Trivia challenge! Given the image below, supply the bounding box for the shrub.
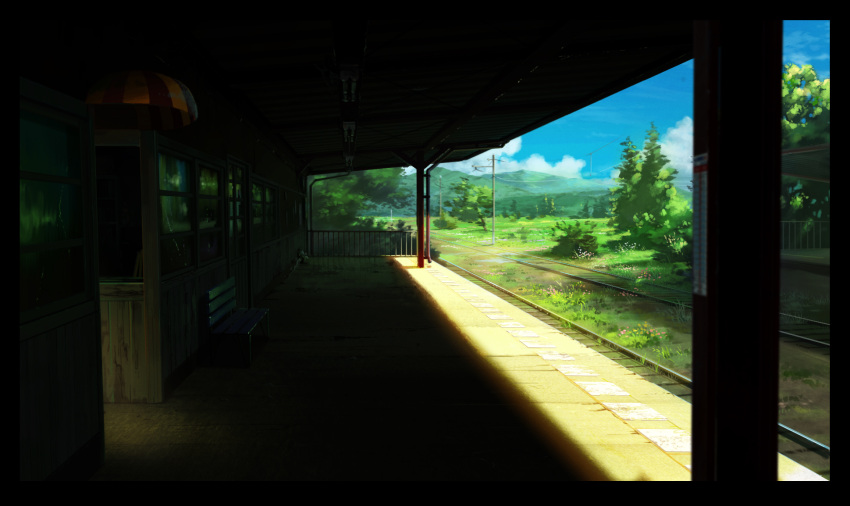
[433,211,458,230]
[618,322,668,348]
[550,220,599,258]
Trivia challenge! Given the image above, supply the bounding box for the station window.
[251,180,279,247]
[96,146,142,279]
[157,150,224,277]
[198,164,223,264]
[19,109,86,314]
[227,162,247,259]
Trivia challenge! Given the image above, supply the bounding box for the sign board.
[692,153,708,296]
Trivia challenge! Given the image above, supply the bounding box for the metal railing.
[309,230,417,257]
[780,221,830,249]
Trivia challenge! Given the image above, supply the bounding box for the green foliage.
[311,168,411,230]
[501,199,521,219]
[777,64,830,222]
[781,177,829,221]
[386,219,412,232]
[608,136,642,232]
[782,63,830,149]
[618,322,668,349]
[447,177,493,231]
[607,123,693,265]
[549,220,599,258]
[538,194,557,217]
[433,210,459,230]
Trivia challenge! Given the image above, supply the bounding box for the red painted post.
[416,165,424,267]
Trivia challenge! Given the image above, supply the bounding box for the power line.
[585,138,619,174]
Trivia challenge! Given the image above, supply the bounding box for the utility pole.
[585,139,618,175]
[473,155,497,245]
[439,175,442,218]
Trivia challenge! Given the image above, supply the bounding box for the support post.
[691,20,782,481]
[416,164,424,267]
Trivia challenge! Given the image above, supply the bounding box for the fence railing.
[780,221,829,249]
[309,230,417,257]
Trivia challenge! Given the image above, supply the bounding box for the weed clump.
[618,322,668,348]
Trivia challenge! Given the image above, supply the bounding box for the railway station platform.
[781,248,829,276]
[90,256,825,481]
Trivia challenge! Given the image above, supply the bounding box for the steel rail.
[431,234,689,306]
[435,257,693,388]
[432,233,830,348]
[435,256,831,460]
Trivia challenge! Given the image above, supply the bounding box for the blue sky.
[417,20,829,191]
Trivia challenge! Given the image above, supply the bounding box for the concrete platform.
[89,256,825,481]
[396,257,826,481]
[90,256,580,481]
[781,248,829,276]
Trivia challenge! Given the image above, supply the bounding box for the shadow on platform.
[90,256,581,481]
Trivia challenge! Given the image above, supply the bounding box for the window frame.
[19,96,96,324]
[156,141,226,281]
[226,158,249,261]
[249,173,280,250]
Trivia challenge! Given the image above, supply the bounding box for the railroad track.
[431,232,830,352]
[434,255,830,462]
[431,231,692,306]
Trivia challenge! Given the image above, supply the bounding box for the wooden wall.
[19,22,310,481]
[159,260,227,394]
[100,283,147,403]
[20,313,103,480]
[20,79,104,480]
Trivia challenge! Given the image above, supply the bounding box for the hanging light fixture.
[86,70,198,130]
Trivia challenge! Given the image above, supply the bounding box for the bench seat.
[204,277,269,367]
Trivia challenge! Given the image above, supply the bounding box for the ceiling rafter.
[420,24,577,155]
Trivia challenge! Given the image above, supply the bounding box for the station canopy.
[33,21,692,177]
[174,21,692,176]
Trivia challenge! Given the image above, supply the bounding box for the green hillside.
[366,166,691,217]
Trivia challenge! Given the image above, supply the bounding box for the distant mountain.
[373,166,690,216]
[401,166,615,198]
[493,169,616,194]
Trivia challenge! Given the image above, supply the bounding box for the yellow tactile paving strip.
[396,257,825,481]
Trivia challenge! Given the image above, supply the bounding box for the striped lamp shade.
[86,71,198,130]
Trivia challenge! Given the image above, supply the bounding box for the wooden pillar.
[691,20,782,481]
[139,131,163,402]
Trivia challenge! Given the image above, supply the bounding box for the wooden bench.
[204,277,269,367]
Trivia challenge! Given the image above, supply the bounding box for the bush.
[550,220,599,258]
[433,212,458,230]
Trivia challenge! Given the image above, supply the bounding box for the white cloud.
[659,116,693,184]
[428,136,588,180]
[402,137,524,176]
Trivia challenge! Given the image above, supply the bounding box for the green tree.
[608,136,642,231]
[538,194,557,217]
[779,63,830,226]
[447,177,493,231]
[311,167,411,230]
[782,63,830,149]
[608,123,693,264]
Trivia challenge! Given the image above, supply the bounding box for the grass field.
[383,215,697,376]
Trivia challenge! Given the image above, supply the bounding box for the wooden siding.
[159,261,227,386]
[229,256,250,308]
[99,283,147,403]
[20,78,104,480]
[251,240,282,304]
[20,313,102,480]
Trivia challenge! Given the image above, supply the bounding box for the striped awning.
[86,71,198,130]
